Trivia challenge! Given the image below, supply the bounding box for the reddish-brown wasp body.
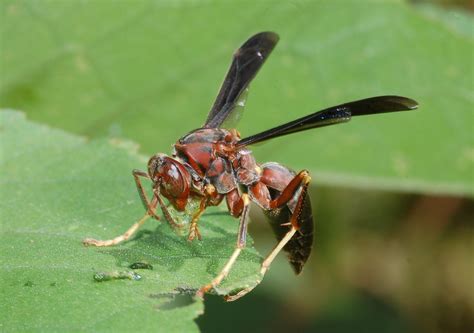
[84,32,418,300]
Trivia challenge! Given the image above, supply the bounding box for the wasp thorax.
[147,154,191,211]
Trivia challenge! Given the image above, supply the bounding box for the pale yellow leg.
[196,194,250,297]
[225,227,297,302]
[83,213,152,247]
[187,197,207,241]
[196,248,243,298]
[260,227,297,275]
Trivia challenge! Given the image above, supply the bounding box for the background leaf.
[1,0,472,196]
[0,110,262,332]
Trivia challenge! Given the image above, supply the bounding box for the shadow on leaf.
[98,213,262,276]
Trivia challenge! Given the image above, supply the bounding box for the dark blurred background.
[1,0,472,332]
[198,189,473,333]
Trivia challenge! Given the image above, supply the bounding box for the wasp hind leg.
[83,170,159,247]
[225,170,311,301]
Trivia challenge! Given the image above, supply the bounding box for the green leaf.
[0,110,262,332]
[1,1,473,196]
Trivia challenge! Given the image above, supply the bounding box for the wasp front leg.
[153,188,185,231]
[133,169,162,220]
[196,193,250,298]
[83,170,159,247]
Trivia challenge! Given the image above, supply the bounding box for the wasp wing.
[204,32,279,129]
[237,95,418,147]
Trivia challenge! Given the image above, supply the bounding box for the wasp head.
[147,154,191,211]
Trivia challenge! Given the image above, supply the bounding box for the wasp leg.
[188,197,207,241]
[133,169,160,220]
[226,171,311,301]
[83,195,158,247]
[134,169,182,230]
[196,194,250,298]
[268,170,311,212]
[83,170,162,247]
[153,189,184,231]
[225,226,297,302]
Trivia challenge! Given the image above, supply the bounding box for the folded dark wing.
[237,95,418,147]
[204,32,279,129]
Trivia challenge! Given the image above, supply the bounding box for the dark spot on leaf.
[149,286,197,299]
[150,287,197,311]
[1,81,39,110]
[24,281,34,287]
[205,257,220,275]
[132,229,153,241]
[174,286,198,294]
[129,262,153,270]
[157,294,195,311]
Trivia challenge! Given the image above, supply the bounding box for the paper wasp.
[84,32,418,300]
